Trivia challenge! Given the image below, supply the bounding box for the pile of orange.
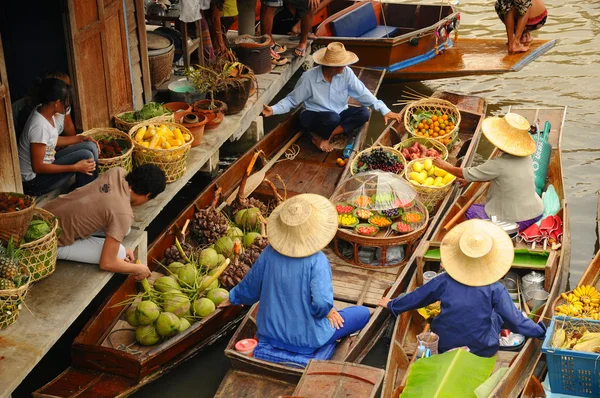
[414,114,455,143]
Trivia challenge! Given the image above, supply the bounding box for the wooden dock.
[0,36,309,397]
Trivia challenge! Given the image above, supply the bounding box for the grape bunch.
[356,148,404,174]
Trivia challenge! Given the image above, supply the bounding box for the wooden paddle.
[442,182,490,232]
[223,131,302,207]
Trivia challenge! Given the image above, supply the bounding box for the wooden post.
[237,0,256,36]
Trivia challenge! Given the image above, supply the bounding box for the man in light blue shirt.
[263,42,401,152]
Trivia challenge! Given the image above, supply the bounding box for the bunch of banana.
[134,124,192,149]
[555,285,600,320]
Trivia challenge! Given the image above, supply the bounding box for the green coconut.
[215,236,234,257]
[178,317,191,332]
[235,207,261,232]
[167,261,185,275]
[198,275,219,291]
[206,288,229,306]
[217,254,226,266]
[199,248,219,269]
[125,304,139,327]
[177,263,198,287]
[243,232,262,248]
[227,227,244,239]
[154,275,181,292]
[193,297,216,318]
[136,300,160,325]
[234,209,247,227]
[135,324,161,346]
[163,291,191,317]
[156,312,181,337]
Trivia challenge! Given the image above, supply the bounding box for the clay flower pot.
[211,76,253,115]
[163,101,192,114]
[174,111,208,147]
[193,99,227,131]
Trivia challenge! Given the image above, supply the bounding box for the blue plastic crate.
[542,316,600,397]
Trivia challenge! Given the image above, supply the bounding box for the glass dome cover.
[331,171,419,211]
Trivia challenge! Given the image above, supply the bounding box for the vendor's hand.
[218,299,232,308]
[383,111,402,125]
[125,248,135,263]
[309,0,320,10]
[327,308,344,330]
[433,157,450,169]
[378,297,391,309]
[74,159,96,175]
[455,177,468,188]
[133,263,151,281]
[262,104,273,117]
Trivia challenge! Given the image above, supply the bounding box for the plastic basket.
[542,316,600,397]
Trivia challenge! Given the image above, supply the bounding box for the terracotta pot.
[211,75,253,115]
[163,101,192,114]
[192,100,227,130]
[174,111,208,147]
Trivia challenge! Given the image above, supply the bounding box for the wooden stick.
[443,182,490,232]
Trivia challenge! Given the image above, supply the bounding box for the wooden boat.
[214,93,486,397]
[32,67,383,398]
[381,107,570,398]
[314,0,557,81]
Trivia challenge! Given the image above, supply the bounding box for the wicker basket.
[394,137,449,161]
[114,112,174,133]
[350,146,407,176]
[128,121,193,183]
[0,267,30,330]
[404,157,454,212]
[403,98,461,146]
[0,193,36,246]
[20,208,58,283]
[82,128,134,173]
[149,46,174,88]
[235,35,272,75]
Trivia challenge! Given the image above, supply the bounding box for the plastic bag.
[536,184,560,225]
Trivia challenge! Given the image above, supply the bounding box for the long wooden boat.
[381,107,570,398]
[314,0,557,81]
[214,93,486,397]
[32,67,384,398]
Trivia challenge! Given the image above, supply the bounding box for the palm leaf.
[401,349,496,398]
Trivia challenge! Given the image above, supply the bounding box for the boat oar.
[222,132,302,209]
[443,182,490,232]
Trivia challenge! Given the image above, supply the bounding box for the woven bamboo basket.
[114,112,174,132]
[0,193,36,246]
[128,121,193,183]
[149,46,174,88]
[0,267,30,330]
[404,157,454,212]
[350,146,407,176]
[394,137,449,161]
[403,98,461,146]
[82,128,134,173]
[20,208,58,283]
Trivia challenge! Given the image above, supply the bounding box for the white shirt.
[18,107,59,182]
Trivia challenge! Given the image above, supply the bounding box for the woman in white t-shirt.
[18,78,99,196]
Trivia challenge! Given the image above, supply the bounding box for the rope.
[107,328,144,355]
[377,0,391,39]
[276,144,301,163]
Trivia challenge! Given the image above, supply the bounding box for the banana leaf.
[401,349,496,398]
[425,248,548,269]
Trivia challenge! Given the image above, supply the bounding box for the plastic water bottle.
[416,344,427,359]
[343,136,356,159]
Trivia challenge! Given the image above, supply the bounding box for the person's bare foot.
[509,41,529,53]
[521,31,533,45]
[311,134,333,152]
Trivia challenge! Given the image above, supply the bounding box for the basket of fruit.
[395,137,448,161]
[355,224,379,237]
[354,208,375,221]
[351,146,406,176]
[114,102,173,132]
[338,213,359,228]
[368,215,392,228]
[19,208,59,282]
[404,98,460,148]
[335,202,355,215]
[405,158,456,212]
[0,192,36,246]
[82,128,134,173]
[129,121,194,183]
[0,238,31,329]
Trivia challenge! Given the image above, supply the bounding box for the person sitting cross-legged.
[262,42,401,152]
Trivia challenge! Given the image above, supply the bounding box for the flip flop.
[272,56,289,66]
[294,46,307,58]
[272,42,287,54]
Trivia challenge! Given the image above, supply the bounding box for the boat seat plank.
[33,367,136,398]
[214,369,295,398]
[392,38,557,81]
[305,166,343,197]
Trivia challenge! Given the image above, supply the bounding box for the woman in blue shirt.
[221,194,370,354]
[379,219,546,357]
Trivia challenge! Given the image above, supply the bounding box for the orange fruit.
[442,115,449,121]
[418,123,424,129]
[432,115,438,122]
[433,133,438,137]
[439,123,446,129]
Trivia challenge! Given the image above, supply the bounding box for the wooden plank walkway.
[0,35,310,397]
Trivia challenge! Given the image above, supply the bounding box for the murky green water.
[136,0,600,396]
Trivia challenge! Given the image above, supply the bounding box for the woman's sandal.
[272,57,289,66]
[294,46,307,58]
[272,42,287,54]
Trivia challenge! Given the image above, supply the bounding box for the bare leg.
[295,11,314,55]
[512,7,532,52]
[504,7,516,51]
[291,0,333,35]
[261,5,276,38]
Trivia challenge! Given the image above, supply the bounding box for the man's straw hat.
[482,113,536,157]
[440,219,514,287]
[312,42,359,67]
[267,194,338,258]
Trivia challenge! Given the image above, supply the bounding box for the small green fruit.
[136,301,160,325]
[156,312,181,337]
[125,304,139,327]
[154,275,181,292]
[193,297,216,318]
[135,324,161,346]
[177,263,198,287]
[207,288,229,306]
[178,317,191,332]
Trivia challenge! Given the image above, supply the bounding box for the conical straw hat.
[312,42,359,67]
[267,194,338,258]
[440,219,514,287]
[482,113,536,157]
